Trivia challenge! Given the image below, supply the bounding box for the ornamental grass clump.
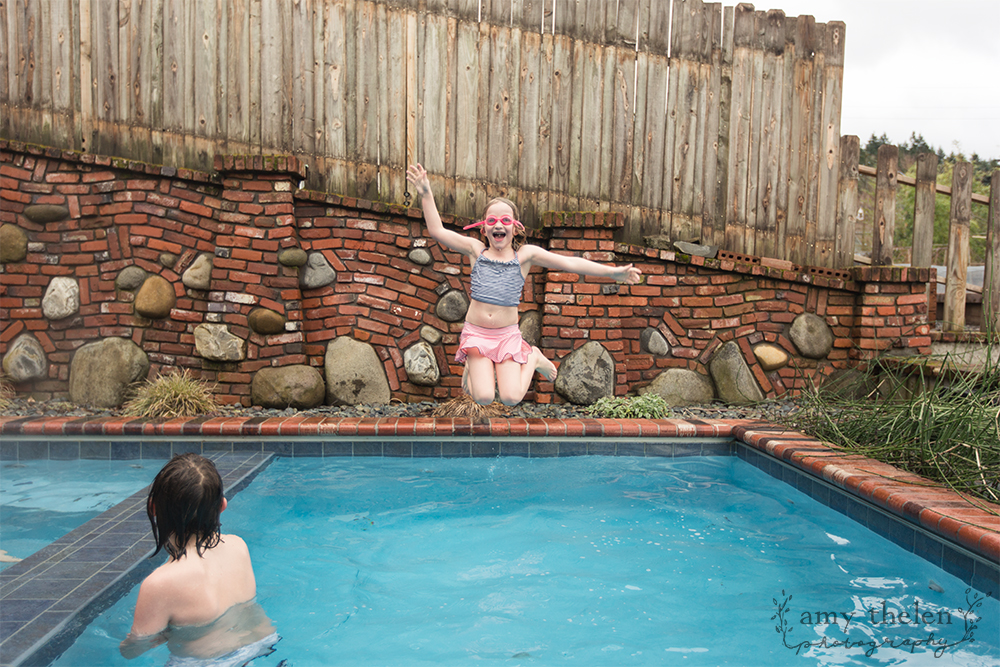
[123,369,219,419]
[789,352,1000,507]
[585,393,671,420]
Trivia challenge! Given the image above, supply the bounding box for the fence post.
[835,135,859,268]
[943,161,972,332]
[871,144,898,266]
[912,153,938,266]
[913,152,939,324]
[986,170,1000,337]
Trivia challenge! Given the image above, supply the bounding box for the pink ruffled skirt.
[455,322,531,364]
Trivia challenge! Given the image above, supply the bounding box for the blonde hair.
[481,197,526,250]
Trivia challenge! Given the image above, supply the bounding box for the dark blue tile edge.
[735,443,999,598]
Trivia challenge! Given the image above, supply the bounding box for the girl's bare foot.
[532,346,558,381]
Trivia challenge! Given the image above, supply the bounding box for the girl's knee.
[471,388,495,405]
[497,390,523,406]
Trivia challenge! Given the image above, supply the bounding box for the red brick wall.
[1,142,933,405]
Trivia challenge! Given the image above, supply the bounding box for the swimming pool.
[51,456,999,666]
[0,459,165,572]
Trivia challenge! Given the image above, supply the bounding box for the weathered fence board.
[911,151,939,324]
[724,3,753,254]
[533,31,554,216]
[50,0,76,149]
[670,4,700,243]
[752,9,783,259]
[741,9,763,256]
[453,19,479,209]
[548,33,572,205]
[872,144,898,266]
[834,135,858,267]
[598,46,616,204]
[518,29,542,216]
[628,50,649,230]
[944,161,973,331]
[638,51,669,238]
[703,3,731,250]
[610,47,636,205]
[292,0,316,156]
[385,8,410,202]
[987,172,1000,335]
[579,42,604,201]
[699,3,722,243]
[321,0,348,189]
[912,152,939,267]
[4,0,855,268]
[815,21,845,268]
[566,38,585,203]
[0,1,9,119]
[9,0,40,146]
[486,23,514,185]
[247,0,262,151]
[355,0,379,199]
[646,0,672,55]
[783,15,809,265]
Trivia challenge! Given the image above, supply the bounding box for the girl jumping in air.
[406,163,642,407]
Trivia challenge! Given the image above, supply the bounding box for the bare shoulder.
[516,243,545,263]
[139,563,174,595]
[133,561,182,626]
[219,534,250,554]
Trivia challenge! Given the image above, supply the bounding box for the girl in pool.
[120,453,277,665]
[406,163,642,407]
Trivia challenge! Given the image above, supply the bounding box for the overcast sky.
[760,0,1000,160]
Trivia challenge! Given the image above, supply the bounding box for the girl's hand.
[616,264,642,284]
[406,164,433,198]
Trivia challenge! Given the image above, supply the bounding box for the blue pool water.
[0,459,165,571]
[53,456,998,666]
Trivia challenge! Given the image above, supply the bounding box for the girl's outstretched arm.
[519,245,642,284]
[406,164,482,258]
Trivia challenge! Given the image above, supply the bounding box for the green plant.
[786,351,1000,507]
[123,369,219,419]
[585,393,671,420]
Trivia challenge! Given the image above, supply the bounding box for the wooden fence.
[1,0,850,265]
[843,145,1000,335]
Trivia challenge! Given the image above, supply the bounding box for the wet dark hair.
[482,197,526,250]
[147,453,224,560]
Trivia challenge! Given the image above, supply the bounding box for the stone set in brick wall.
[1,141,933,406]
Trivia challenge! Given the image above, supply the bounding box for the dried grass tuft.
[431,394,510,422]
[0,372,14,413]
[123,369,219,419]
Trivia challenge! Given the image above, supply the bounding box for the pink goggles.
[463,215,524,231]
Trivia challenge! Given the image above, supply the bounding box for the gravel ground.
[0,395,802,423]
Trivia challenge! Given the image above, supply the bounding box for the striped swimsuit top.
[469,250,525,307]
